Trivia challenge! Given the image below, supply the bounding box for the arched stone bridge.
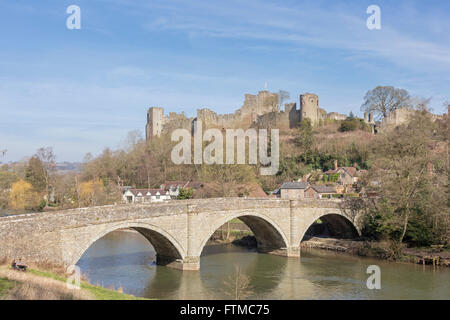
[0,198,362,271]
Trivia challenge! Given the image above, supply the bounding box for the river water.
[76,230,450,300]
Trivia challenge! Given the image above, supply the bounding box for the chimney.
[364,112,368,122]
[368,113,373,123]
[334,160,338,170]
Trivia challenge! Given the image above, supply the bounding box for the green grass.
[0,277,16,297]
[27,269,147,300]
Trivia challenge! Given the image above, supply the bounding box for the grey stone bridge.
[0,198,362,271]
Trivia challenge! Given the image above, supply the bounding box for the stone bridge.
[0,198,363,271]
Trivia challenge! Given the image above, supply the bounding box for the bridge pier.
[160,256,200,271]
[258,246,301,258]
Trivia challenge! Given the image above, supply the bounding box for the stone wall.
[145,90,353,142]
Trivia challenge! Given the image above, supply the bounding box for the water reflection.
[77,230,450,300]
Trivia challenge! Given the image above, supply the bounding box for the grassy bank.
[0,265,146,300]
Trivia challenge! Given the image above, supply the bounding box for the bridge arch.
[300,212,360,242]
[196,212,290,257]
[68,221,186,268]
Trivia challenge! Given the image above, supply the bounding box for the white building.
[122,188,171,204]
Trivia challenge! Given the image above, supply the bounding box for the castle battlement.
[146,91,346,141]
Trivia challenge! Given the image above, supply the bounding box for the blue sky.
[0,0,449,162]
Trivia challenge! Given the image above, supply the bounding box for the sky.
[0,0,449,162]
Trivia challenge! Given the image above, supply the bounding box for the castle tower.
[300,93,320,125]
[146,107,164,141]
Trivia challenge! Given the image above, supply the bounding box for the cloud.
[139,0,450,73]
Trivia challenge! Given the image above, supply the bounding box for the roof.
[126,189,169,196]
[325,167,357,177]
[280,182,309,189]
[356,169,368,177]
[308,185,336,194]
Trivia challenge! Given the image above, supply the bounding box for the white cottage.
[122,188,171,204]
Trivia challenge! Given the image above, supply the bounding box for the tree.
[361,86,411,120]
[25,156,47,193]
[296,118,313,153]
[365,109,448,245]
[221,265,254,300]
[35,147,56,203]
[177,187,194,200]
[123,130,143,152]
[200,164,256,197]
[0,167,19,209]
[278,90,290,109]
[339,116,368,132]
[79,179,106,207]
[9,179,41,210]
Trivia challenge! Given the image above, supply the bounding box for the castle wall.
[145,91,358,142]
[300,93,321,125]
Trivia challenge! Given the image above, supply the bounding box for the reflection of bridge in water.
[0,198,362,271]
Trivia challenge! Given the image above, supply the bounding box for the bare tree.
[221,265,254,300]
[361,86,411,121]
[123,130,143,152]
[278,90,290,109]
[367,110,447,243]
[35,147,56,204]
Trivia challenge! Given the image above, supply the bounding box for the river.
[76,230,450,300]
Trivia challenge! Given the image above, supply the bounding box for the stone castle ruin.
[145,90,447,141]
[146,91,347,141]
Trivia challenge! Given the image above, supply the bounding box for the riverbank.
[301,236,450,267]
[0,264,146,300]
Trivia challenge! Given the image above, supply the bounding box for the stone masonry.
[146,91,347,141]
[0,198,362,271]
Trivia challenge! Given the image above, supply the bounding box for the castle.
[145,90,447,141]
[146,91,347,141]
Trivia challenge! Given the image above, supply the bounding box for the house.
[325,160,367,191]
[160,181,204,199]
[270,188,280,198]
[305,185,337,199]
[122,188,171,203]
[279,182,309,200]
